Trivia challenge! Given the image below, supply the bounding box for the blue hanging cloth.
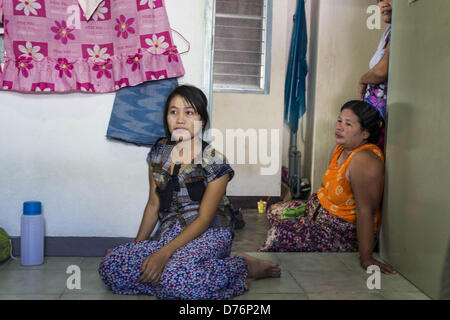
[106,78,178,147]
[284,0,308,134]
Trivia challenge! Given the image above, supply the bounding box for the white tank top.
[369,25,392,69]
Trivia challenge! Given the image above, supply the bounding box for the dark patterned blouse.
[147,137,235,240]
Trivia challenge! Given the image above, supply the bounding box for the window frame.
[212,0,273,95]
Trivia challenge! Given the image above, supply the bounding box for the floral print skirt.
[259,194,359,252]
[365,83,387,151]
[99,222,248,300]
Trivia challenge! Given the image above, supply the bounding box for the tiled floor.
[0,210,431,300]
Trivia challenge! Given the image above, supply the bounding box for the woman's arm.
[349,150,396,274]
[135,165,160,242]
[358,41,391,100]
[138,173,230,284]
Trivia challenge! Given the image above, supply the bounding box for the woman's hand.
[138,250,171,284]
[360,256,397,275]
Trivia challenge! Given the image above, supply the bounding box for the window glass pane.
[213,0,269,92]
[216,0,264,16]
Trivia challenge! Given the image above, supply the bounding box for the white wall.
[380,0,450,299]
[212,0,296,197]
[0,0,207,238]
[305,0,387,192]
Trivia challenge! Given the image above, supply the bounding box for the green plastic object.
[0,227,11,263]
[281,203,307,219]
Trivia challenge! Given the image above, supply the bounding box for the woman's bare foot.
[236,253,281,279]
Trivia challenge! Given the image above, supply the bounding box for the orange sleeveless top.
[317,144,384,231]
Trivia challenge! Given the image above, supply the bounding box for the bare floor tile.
[336,252,391,273]
[0,269,67,295]
[0,294,61,300]
[335,253,364,272]
[246,270,304,294]
[79,257,103,270]
[376,273,424,293]
[379,291,431,300]
[0,260,10,271]
[3,257,84,271]
[62,269,111,295]
[232,210,269,252]
[61,293,157,300]
[234,292,308,300]
[277,253,350,272]
[290,270,370,294]
[307,292,385,300]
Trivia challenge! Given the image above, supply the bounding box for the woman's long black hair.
[340,100,384,144]
[163,85,209,138]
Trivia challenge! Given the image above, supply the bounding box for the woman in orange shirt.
[260,100,396,274]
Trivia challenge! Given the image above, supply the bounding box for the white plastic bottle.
[21,201,44,266]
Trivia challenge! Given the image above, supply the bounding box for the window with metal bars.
[213,0,272,93]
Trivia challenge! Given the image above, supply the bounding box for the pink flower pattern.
[115,15,135,39]
[93,59,113,79]
[163,46,179,63]
[14,0,46,17]
[55,58,74,78]
[2,1,185,92]
[31,82,55,92]
[4,20,9,36]
[15,57,34,78]
[126,53,143,72]
[76,82,95,92]
[2,81,14,90]
[51,20,75,45]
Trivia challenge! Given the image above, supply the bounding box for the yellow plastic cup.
[257,201,267,214]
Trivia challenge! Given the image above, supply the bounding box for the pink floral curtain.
[0,0,185,93]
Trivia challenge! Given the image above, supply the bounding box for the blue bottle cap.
[23,201,42,215]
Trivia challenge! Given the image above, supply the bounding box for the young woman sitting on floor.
[99,85,280,300]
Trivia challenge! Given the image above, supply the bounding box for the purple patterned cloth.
[259,194,359,252]
[98,138,245,300]
[0,0,184,92]
[98,222,248,300]
[364,83,388,120]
